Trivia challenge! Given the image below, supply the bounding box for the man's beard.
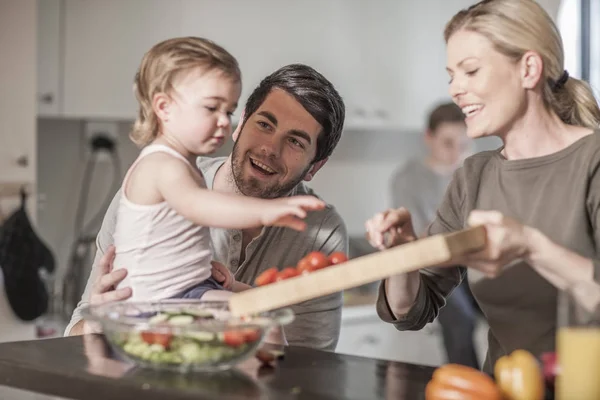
[230,141,310,199]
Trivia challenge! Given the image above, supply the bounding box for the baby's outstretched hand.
[211,261,234,290]
[261,196,326,231]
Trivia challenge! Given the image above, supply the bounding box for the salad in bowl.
[81,300,293,372]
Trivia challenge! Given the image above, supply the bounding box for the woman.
[366,0,600,373]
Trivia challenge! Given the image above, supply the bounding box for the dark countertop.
[0,335,435,400]
[0,384,76,400]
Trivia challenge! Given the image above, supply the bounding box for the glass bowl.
[81,300,294,372]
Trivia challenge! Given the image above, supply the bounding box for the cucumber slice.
[178,342,208,363]
[149,343,166,353]
[184,309,214,319]
[185,331,215,342]
[168,315,195,325]
[149,313,170,324]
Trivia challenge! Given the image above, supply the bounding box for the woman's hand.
[365,208,418,250]
[364,207,534,278]
[461,210,533,278]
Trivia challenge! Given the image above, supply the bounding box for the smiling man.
[66,64,349,351]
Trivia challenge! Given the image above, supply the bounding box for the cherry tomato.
[276,267,300,281]
[297,258,318,275]
[297,257,311,270]
[223,331,246,347]
[328,252,348,265]
[306,251,330,270]
[241,328,261,343]
[255,267,278,286]
[140,331,155,345]
[256,349,285,364]
[140,332,172,348]
[152,333,173,348]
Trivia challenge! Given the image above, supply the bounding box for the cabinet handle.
[362,335,380,345]
[354,108,367,117]
[375,109,389,119]
[16,155,28,167]
[39,93,54,104]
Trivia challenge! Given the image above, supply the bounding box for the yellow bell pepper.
[494,349,545,400]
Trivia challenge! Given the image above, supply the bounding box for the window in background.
[557,0,582,79]
[590,0,600,98]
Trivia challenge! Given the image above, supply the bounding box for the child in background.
[113,38,324,344]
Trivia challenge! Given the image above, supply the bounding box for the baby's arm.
[155,157,323,230]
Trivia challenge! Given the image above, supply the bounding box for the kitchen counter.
[0,335,435,400]
[0,384,75,400]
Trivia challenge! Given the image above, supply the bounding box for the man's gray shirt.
[66,156,348,351]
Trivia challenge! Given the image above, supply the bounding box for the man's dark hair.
[243,64,345,162]
[427,102,465,133]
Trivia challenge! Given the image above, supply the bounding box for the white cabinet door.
[361,0,476,132]
[0,0,37,209]
[336,306,446,367]
[538,0,563,19]
[322,0,372,129]
[44,0,485,128]
[61,0,183,119]
[37,0,62,117]
[180,0,348,117]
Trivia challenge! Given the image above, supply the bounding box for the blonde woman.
[365,0,600,372]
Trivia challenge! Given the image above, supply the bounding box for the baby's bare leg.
[201,289,232,302]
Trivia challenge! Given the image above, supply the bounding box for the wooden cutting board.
[228,226,487,317]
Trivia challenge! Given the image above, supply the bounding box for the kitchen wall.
[36,118,500,281]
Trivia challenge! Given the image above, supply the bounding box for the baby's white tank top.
[114,144,212,301]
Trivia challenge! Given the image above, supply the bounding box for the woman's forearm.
[526,228,595,290]
[384,270,422,319]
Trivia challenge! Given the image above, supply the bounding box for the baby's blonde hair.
[445,0,600,129]
[131,36,241,147]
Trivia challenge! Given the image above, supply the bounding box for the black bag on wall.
[0,190,55,321]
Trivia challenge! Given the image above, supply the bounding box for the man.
[389,102,479,367]
[66,64,348,351]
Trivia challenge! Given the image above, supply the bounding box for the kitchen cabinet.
[357,0,562,131]
[38,0,533,130]
[179,0,446,131]
[337,304,490,368]
[540,0,563,19]
[61,0,182,119]
[37,0,182,119]
[336,305,446,366]
[179,0,348,122]
[351,0,477,131]
[37,0,62,116]
[1,0,37,202]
